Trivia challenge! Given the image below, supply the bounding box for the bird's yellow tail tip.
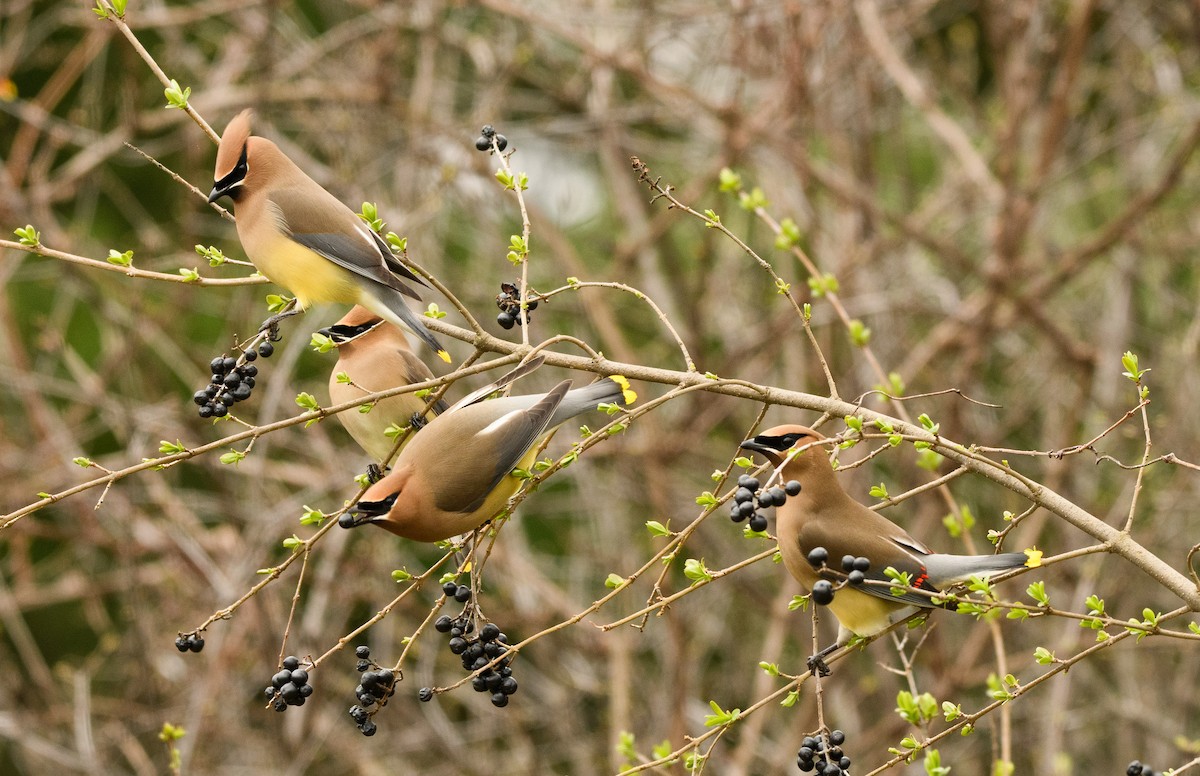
[437,350,451,363]
[1023,547,1043,568]
[611,375,637,405]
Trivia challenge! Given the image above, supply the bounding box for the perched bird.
[321,306,449,465]
[342,359,637,542]
[207,110,450,362]
[740,424,1035,671]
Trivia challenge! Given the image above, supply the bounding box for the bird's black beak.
[206,185,226,204]
[739,437,776,455]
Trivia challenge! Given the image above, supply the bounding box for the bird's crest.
[215,109,254,178]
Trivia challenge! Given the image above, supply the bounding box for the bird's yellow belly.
[244,231,362,308]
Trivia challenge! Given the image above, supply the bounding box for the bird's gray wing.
[797,516,944,609]
[434,380,570,514]
[268,187,426,299]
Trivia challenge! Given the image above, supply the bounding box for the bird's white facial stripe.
[480,410,521,436]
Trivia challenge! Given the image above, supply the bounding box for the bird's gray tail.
[366,287,450,363]
[924,552,1029,586]
[550,376,636,426]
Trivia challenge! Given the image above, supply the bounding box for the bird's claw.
[806,654,832,677]
[366,463,387,484]
[410,412,429,431]
[257,308,301,341]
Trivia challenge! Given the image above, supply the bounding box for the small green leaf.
[702,699,740,727]
[164,79,191,109]
[942,701,962,721]
[702,208,721,227]
[780,689,800,708]
[1027,580,1049,606]
[93,1,109,18]
[14,225,40,247]
[295,392,320,411]
[1033,646,1055,664]
[158,440,187,455]
[195,244,228,265]
[391,568,413,582]
[788,594,810,611]
[695,491,718,507]
[917,413,940,434]
[357,202,383,232]
[265,294,293,313]
[774,217,802,250]
[311,332,336,353]
[220,449,246,465]
[73,456,94,468]
[645,520,671,537]
[177,267,200,282]
[683,558,713,584]
[1121,351,1148,382]
[604,573,626,590]
[424,303,447,319]
[385,232,407,252]
[282,535,304,550]
[717,168,741,193]
[738,187,768,211]
[616,731,636,761]
[107,249,133,267]
[807,272,839,297]
[925,749,951,776]
[758,661,779,676]
[848,318,871,347]
[299,506,326,526]
[869,482,890,500]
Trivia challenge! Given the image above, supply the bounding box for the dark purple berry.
[811,580,835,606]
[841,555,856,572]
[847,570,865,585]
[442,581,458,597]
[355,645,371,659]
[257,341,274,358]
[494,134,508,151]
[734,487,754,504]
[491,691,509,707]
[748,513,768,532]
[175,636,189,652]
[243,349,257,362]
[193,390,209,406]
[852,557,870,572]
[497,311,515,330]
[290,669,309,686]
[499,676,517,695]
[785,479,802,496]
[187,636,204,653]
[282,656,300,671]
[737,475,760,491]
[475,136,491,151]
[299,683,314,697]
[210,357,225,374]
[829,730,845,746]
[480,623,500,642]
[434,615,453,633]
[454,584,472,603]
[360,720,377,736]
[272,670,291,688]
[807,547,829,567]
[418,687,433,702]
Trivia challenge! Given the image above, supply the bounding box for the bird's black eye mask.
[319,320,383,344]
[749,432,810,452]
[352,492,398,518]
[210,144,249,202]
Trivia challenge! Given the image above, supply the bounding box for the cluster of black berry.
[264,655,313,712]
[192,342,272,418]
[1127,761,1160,776]
[797,730,850,774]
[473,124,508,152]
[805,548,872,606]
[426,614,517,708]
[347,645,394,736]
[729,474,802,532]
[173,633,204,653]
[495,281,539,330]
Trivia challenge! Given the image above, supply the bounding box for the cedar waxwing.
[321,306,449,465]
[341,360,637,542]
[740,424,1035,671]
[207,110,450,362]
